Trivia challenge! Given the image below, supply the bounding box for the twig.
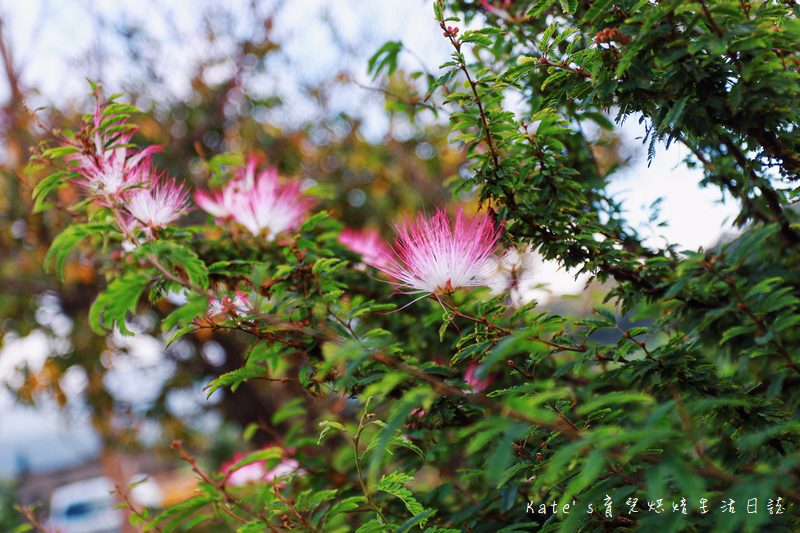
[346,75,446,114]
[703,257,800,377]
[115,482,163,533]
[352,399,388,524]
[16,506,49,533]
[170,440,282,531]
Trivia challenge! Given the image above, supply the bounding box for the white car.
[46,477,123,533]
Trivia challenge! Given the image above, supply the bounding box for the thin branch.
[171,440,283,531]
[346,75,446,114]
[17,506,49,533]
[703,256,800,377]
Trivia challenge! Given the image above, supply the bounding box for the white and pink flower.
[67,105,161,200]
[208,292,251,318]
[195,158,315,240]
[124,171,191,236]
[221,447,302,487]
[375,208,505,296]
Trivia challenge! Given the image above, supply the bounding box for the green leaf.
[587,408,612,422]
[205,367,267,396]
[207,259,255,276]
[540,22,559,50]
[576,392,654,416]
[162,293,208,332]
[181,513,214,530]
[164,325,194,348]
[45,223,113,280]
[541,70,574,90]
[318,420,347,444]
[367,388,432,483]
[145,495,213,532]
[243,422,259,441]
[497,523,540,532]
[206,152,244,182]
[626,327,648,337]
[461,31,493,47]
[356,519,392,533]
[584,0,615,22]
[271,397,306,425]
[135,241,209,290]
[662,95,689,130]
[592,308,616,324]
[719,325,757,345]
[89,273,151,335]
[312,257,341,275]
[390,436,425,458]
[228,446,283,473]
[327,495,366,519]
[426,68,458,101]
[303,489,338,512]
[32,171,65,213]
[496,461,533,489]
[395,510,434,533]
[528,0,557,18]
[42,146,79,159]
[368,41,403,79]
[485,422,529,485]
[376,471,426,523]
[504,61,539,81]
[559,0,578,13]
[237,521,271,533]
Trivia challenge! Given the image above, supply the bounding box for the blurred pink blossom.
[338,227,393,268]
[221,448,301,487]
[194,158,258,219]
[463,362,494,393]
[195,158,315,239]
[481,0,513,18]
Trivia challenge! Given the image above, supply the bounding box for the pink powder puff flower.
[195,158,315,240]
[67,104,161,200]
[410,407,426,418]
[230,167,315,239]
[194,158,257,219]
[338,228,393,269]
[207,292,251,318]
[463,362,494,394]
[124,172,191,236]
[221,448,302,487]
[232,292,250,311]
[376,208,505,297]
[208,298,227,317]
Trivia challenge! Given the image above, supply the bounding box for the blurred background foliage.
[0,2,474,442]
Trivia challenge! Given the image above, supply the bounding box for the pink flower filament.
[377,208,505,296]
